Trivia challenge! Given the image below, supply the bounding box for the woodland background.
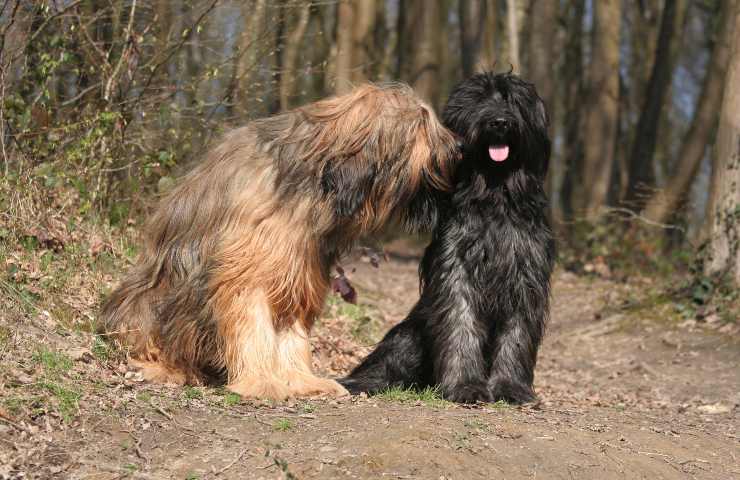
[1,3,739,476]
[1,0,739,300]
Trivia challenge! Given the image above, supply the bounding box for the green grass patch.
[223,392,241,407]
[182,386,203,400]
[374,385,451,408]
[37,380,82,422]
[487,399,511,409]
[135,391,153,403]
[91,336,111,361]
[273,418,294,432]
[33,348,73,373]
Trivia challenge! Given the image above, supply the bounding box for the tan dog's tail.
[98,260,160,359]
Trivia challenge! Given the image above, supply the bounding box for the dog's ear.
[320,160,377,218]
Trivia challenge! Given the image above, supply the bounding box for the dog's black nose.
[455,138,465,152]
[492,118,510,131]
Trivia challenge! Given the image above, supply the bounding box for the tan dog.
[100,83,459,399]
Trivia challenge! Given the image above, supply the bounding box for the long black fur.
[340,72,555,404]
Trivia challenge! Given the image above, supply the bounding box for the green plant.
[374,386,451,408]
[136,391,153,403]
[273,419,294,432]
[183,386,203,400]
[33,348,73,373]
[223,392,241,407]
[91,336,111,362]
[37,380,81,422]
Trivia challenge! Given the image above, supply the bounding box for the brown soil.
[1,241,738,480]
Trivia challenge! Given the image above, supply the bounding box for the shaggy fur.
[99,84,460,400]
[341,73,555,404]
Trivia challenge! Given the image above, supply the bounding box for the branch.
[104,0,137,102]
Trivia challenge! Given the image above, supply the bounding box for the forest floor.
[1,233,739,480]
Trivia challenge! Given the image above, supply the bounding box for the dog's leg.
[487,310,544,404]
[340,316,427,394]
[428,268,492,403]
[275,322,348,397]
[221,288,291,399]
[221,289,346,399]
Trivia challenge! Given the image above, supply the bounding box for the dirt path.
[2,242,739,479]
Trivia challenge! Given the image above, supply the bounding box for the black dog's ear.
[321,160,377,218]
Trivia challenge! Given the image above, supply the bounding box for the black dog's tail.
[340,316,429,394]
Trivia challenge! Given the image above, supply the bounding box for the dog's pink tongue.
[489,145,509,162]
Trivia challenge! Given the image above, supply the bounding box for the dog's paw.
[444,383,493,404]
[337,377,365,395]
[488,380,537,405]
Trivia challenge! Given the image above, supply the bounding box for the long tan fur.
[100,83,459,399]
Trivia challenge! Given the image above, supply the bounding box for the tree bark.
[526,0,558,218]
[558,0,585,222]
[459,0,485,77]
[280,3,312,109]
[235,0,268,118]
[705,0,740,284]
[506,0,521,72]
[624,0,682,210]
[642,0,735,224]
[334,0,355,94]
[406,0,443,108]
[350,0,377,83]
[574,0,621,220]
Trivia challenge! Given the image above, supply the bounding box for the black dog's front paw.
[337,377,368,395]
[488,379,537,405]
[444,383,493,404]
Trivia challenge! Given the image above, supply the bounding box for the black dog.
[340,72,555,404]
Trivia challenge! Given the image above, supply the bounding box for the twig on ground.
[215,448,251,476]
[124,430,148,462]
[154,405,173,421]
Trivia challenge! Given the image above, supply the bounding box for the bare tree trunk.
[235,0,268,118]
[268,3,286,114]
[506,0,521,72]
[351,0,377,83]
[478,0,497,71]
[406,0,443,108]
[642,0,734,224]
[560,0,586,221]
[526,0,558,218]
[574,0,621,220]
[705,0,740,284]
[280,3,312,109]
[624,0,682,210]
[334,0,354,93]
[459,0,485,77]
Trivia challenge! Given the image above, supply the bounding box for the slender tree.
[459,0,485,77]
[704,0,740,284]
[403,0,444,108]
[506,0,521,72]
[526,0,558,218]
[280,3,312,109]
[642,0,735,224]
[235,0,268,118]
[624,0,683,210]
[334,0,355,93]
[559,0,586,221]
[574,0,621,219]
